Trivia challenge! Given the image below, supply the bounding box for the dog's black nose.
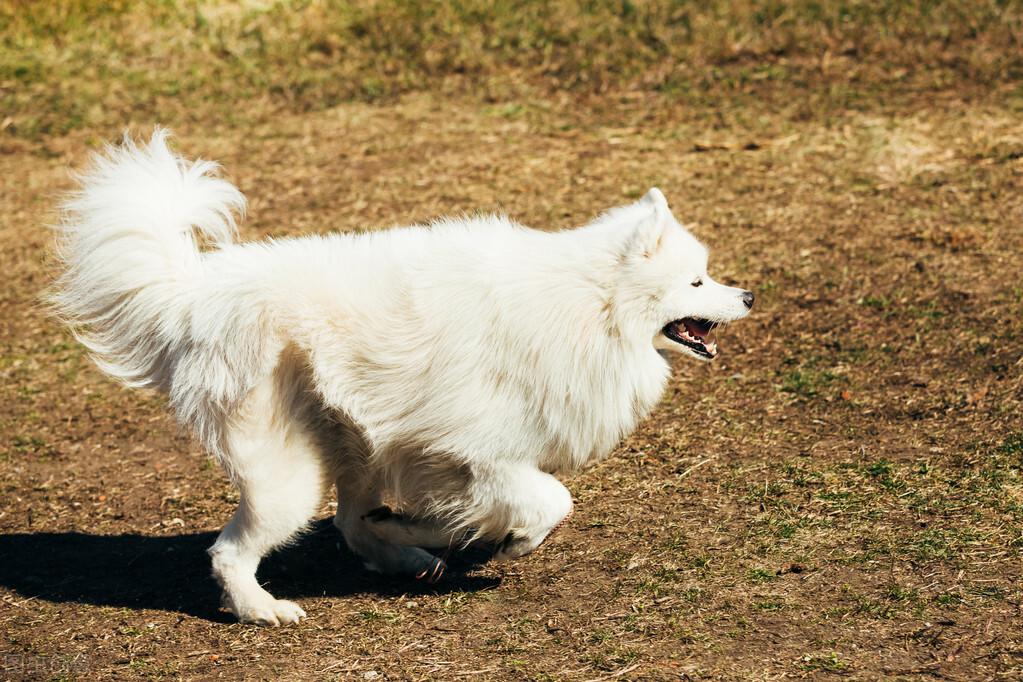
[741,291,755,309]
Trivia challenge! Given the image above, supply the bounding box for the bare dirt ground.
[2,2,1023,680]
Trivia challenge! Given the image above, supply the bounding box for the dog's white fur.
[51,131,752,625]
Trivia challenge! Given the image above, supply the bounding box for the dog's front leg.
[467,463,574,561]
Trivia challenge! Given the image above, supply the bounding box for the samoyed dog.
[51,131,753,625]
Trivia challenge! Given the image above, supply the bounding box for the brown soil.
[2,40,1022,682]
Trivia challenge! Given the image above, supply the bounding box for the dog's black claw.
[415,557,446,584]
[499,531,516,553]
[429,558,445,583]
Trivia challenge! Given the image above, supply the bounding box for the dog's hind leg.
[360,505,462,549]
[207,363,328,625]
[333,478,449,583]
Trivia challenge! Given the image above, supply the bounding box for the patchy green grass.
[801,651,850,673]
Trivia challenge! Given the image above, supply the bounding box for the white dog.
[51,131,753,625]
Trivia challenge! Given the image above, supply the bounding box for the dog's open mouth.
[662,318,719,358]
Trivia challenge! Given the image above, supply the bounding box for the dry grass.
[1,1,1022,680]
[3,0,1023,140]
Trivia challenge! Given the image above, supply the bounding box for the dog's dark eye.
[691,278,703,287]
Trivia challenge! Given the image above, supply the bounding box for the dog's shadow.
[0,520,501,622]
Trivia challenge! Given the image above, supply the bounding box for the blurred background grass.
[3,0,1022,141]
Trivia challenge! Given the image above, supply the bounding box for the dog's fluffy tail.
[51,130,259,452]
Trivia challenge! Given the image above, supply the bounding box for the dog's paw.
[493,532,534,561]
[414,555,446,584]
[234,597,307,626]
[494,508,574,561]
[361,546,447,583]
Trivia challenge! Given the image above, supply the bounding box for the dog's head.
[611,188,753,361]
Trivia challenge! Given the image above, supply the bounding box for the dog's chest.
[539,352,669,473]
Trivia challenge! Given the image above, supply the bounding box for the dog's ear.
[641,187,669,211]
[625,188,669,258]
